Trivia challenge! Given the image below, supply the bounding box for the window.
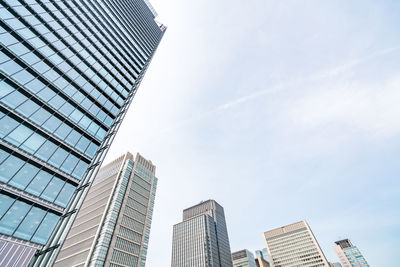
[0,194,14,218]
[20,132,46,154]
[54,182,75,207]
[42,115,62,132]
[72,160,88,179]
[1,90,27,108]
[60,153,79,173]
[76,136,90,153]
[0,80,14,98]
[17,99,40,118]
[0,154,25,183]
[8,163,40,190]
[35,140,57,161]
[0,115,19,138]
[48,146,68,168]
[30,108,51,126]
[54,123,72,140]
[13,206,46,240]
[0,200,31,235]
[31,212,59,244]
[65,130,80,146]
[5,124,34,147]
[41,177,64,202]
[25,170,53,196]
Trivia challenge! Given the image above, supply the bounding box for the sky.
[105,1,400,266]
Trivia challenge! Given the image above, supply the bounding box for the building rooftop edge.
[263,220,307,234]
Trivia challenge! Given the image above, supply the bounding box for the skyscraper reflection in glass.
[0,0,165,266]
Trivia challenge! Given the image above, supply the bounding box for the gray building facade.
[0,0,164,266]
[171,200,234,267]
[232,249,256,267]
[54,152,157,267]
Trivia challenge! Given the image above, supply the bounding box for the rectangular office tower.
[171,200,234,267]
[232,249,256,267]
[54,152,157,267]
[263,221,329,267]
[0,1,165,266]
[334,239,369,267]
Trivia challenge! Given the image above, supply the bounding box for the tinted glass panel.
[25,170,53,196]
[8,163,40,190]
[0,154,25,183]
[54,182,75,207]
[41,177,64,202]
[14,206,46,240]
[31,212,59,244]
[0,193,14,218]
[0,200,31,235]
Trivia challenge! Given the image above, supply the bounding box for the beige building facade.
[263,220,329,267]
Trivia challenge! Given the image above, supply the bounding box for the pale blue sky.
[106,1,400,266]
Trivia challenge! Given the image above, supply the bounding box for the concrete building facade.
[263,221,329,267]
[54,152,157,267]
[171,200,234,267]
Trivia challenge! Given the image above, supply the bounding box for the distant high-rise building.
[232,249,256,267]
[329,262,342,267]
[171,200,233,267]
[255,257,270,267]
[54,152,157,267]
[0,0,164,266]
[334,239,369,267]
[255,248,268,261]
[263,220,329,267]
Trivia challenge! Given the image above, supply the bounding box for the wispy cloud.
[159,45,400,135]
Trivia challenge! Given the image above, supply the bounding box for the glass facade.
[172,200,234,267]
[0,0,164,266]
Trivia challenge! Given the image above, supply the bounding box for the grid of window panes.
[109,161,156,267]
[0,0,164,251]
[181,200,233,267]
[266,228,326,267]
[89,159,133,267]
[343,247,369,267]
[171,215,212,267]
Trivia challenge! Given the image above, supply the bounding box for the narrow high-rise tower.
[334,239,369,267]
[171,200,234,267]
[0,1,165,266]
[263,221,329,267]
[54,152,157,267]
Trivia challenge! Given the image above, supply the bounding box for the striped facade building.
[171,200,234,267]
[264,221,329,267]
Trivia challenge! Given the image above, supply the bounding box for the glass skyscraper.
[0,0,164,266]
[54,152,157,267]
[171,200,234,267]
[334,239,369,267]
